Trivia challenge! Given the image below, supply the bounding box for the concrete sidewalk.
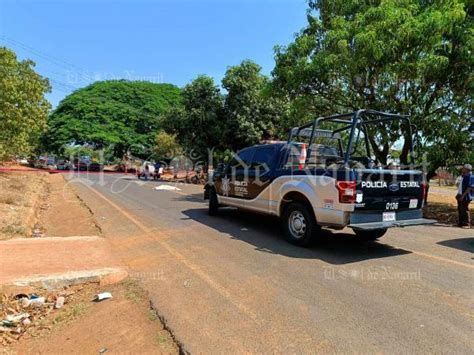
[0,236,127,287]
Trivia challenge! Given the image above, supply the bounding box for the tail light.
[421,181,426,201]
[336,181,357,203]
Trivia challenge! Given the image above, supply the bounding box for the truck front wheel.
[354,228,387,241]
[282,202,319,247]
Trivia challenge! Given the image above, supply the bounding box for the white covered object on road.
[154,185,182,191]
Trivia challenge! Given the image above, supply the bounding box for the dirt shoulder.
[0,172,46,240]
[35,173,101,237]
[2,279,178,354]
[0,172,179,353]
[0,171,100,240]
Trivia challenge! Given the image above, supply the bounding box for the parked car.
[74,159,89,171]
[16,158,29,165]
[45,158,57,170]
[57,160,74,170]
[88,162,104,172]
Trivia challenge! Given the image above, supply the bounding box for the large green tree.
[223,60,284,150]
[44,80,181,158]
[273,0,473,167]
[160,75,224,158]
[0,47,51,161]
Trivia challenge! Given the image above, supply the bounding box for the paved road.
[67,173,474,353]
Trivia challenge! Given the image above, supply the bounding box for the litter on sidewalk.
[93,292,112,302]
[55,296,65,309]
[0,288,76,345]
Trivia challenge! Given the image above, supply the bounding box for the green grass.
[53,303,88,325]
[148,310,159,322]
[122,278,147,304]
[1,224,26,235]
[156,334,170,345]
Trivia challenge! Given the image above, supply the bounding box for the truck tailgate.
[354,169,424,211]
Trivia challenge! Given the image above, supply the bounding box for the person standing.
[143,163,150,181]
[154,161,161,180]
[456,164,472,228]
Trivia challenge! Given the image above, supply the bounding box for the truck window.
[229,148,254,170]
[284,143,304,169]
[284,141,342,169]
[251,146,276,170]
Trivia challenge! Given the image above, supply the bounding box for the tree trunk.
[368,135,389,165]
[399,136,411,166]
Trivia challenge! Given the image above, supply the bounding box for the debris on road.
[93,292,112,302]
[154,185,182,191]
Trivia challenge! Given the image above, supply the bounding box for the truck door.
[216,148,254,198]
[247,145,277,198]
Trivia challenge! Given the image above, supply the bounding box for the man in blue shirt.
[456,164,472,228]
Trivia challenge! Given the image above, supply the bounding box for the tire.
[354,228,387,241]
[208,188,219,216]
[282,202,319,247]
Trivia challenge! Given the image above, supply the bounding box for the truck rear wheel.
[208,188,219,216]
[354,228,387,241]
[282,202,319,247]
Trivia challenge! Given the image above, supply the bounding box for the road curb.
[9,267,128,290]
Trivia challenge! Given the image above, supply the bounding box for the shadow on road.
[181,207,411,265]
[437,237,474,254]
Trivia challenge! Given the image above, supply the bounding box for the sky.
[0,0,309,107]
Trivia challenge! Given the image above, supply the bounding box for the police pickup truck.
[205,109,436,246]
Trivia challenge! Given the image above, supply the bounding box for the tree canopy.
[223,60,284,150]
[154,130,181,159]
[0,47,51,161]
[160,75,224,158]
[273,0,473,167]
[161,62,284,159]
[44,80,181,158]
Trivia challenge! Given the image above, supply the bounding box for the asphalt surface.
[67,173,474,353]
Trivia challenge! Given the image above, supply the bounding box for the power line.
[1,35,94,82]
[0,36,99,98]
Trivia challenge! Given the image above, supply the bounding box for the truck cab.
[205,109,436,246]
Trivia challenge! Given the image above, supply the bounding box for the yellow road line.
[81,183,261,324]
[397,247,474,270]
